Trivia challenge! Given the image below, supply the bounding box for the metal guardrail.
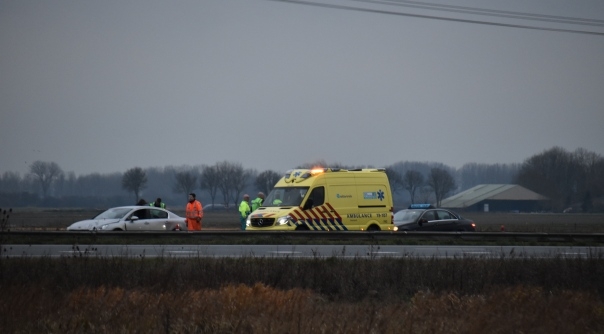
[2,231,604,243]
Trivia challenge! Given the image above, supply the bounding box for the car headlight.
[100,224,109,230]
[276,215,292,226]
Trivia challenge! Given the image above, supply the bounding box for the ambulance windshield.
[264,187,309,207]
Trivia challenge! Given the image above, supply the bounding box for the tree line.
[0,147,602,212]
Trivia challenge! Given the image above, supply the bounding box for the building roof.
[440,184,548,208]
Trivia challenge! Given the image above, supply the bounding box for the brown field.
[1,256,604,333]
[4,208,604,233]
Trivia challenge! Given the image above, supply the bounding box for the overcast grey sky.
[1,0,603,176]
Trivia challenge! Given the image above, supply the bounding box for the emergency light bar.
[409,204,434,209]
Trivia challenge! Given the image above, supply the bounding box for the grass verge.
[1,255,603,332]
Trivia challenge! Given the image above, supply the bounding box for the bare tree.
[516,146,604,212]
[29,161,63,198]
[0,171,22,193]
[385,169,404,194]
[229,166,250,206]
[122,167,148,203]
[255,170,281,195]
[403,170,424,204]
[55,171,77,197]
[516,147,574,211]
[200,165,220,205]
[572,148,604,211]
[427,167,456,207]
[418,186,434,204]
[173,170,198,199]
[215,162,231,206]
[76,172,121,197]
[459,162,520,190]
[212,161,251,207]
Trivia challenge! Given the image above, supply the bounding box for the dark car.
[393,204,476,232]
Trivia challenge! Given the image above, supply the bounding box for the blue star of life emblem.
[377,189,385,201]
[294,171,301,177]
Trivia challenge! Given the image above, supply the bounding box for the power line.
[350,0,604,27]
[266,0,604,36]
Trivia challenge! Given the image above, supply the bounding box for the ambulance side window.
[303,187,325,210]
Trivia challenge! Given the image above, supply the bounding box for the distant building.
[440,184,548,212]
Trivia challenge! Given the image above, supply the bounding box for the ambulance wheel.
[295,225,310,231]
[366,225,380,232]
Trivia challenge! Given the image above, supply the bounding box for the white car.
[67,206,187,231]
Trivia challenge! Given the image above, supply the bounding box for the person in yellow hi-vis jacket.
[239,194,251,231]
[251,192,265,211]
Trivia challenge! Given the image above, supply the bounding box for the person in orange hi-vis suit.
[185,193,203,231]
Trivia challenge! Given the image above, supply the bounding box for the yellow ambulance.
[246,168,394,231]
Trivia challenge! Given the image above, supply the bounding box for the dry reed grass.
[1,283,602,333]
[1,255,603,333]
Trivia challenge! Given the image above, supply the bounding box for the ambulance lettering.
[346,213,372,218]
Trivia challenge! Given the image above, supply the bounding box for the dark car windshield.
[94,207,132,219]
[393,209,424,223]
[263,187,309,207]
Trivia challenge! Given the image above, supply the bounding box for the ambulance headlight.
[246,216,251,227]
[276,215,292,226]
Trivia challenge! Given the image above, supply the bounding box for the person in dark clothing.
[150,197,166,209]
